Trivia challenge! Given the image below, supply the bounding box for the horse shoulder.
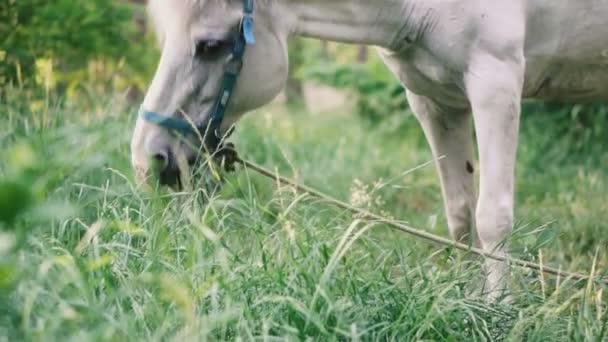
[380,1,527,108]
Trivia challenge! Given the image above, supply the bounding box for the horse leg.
[465,51,524,300]
[407,91,478,246]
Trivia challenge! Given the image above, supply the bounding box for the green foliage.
[522,102,608,159]
[0,92,607,340]
[302,51,408,126]
[0,142,40,226]
[0,180,34,225]
[0,0,155,96]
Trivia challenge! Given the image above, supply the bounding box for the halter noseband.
[141,0,256,152]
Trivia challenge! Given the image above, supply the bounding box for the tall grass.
[0,90,606,340]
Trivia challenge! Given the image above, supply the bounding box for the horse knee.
[476,201,513,250]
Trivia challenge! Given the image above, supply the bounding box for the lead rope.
[226,155,608,287]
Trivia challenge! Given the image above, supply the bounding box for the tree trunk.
[286,38,306,106]
[357,46,368,63]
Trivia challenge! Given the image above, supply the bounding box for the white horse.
[131,0,608,299]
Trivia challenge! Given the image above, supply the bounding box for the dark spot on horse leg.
[466,161,474,174]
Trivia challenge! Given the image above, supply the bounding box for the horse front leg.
[465,51,525,300]
[407,91,478,246]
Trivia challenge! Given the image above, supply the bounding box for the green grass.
[1,94,607,341]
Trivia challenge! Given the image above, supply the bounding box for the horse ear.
[147,0,166,48]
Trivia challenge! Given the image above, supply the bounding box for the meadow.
[1,89,607,340]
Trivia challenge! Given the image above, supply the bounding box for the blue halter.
[141,0,256,151]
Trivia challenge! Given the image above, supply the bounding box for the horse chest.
[379,47,468,108]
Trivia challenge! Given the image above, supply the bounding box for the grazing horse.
[130,0,608,299]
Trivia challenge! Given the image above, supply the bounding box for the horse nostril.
[156,151,181,188]
[151,152,169,170]
[153,153,166,162]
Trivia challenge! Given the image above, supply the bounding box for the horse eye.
[194,40,227,60]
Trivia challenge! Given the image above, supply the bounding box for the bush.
[521,101,608,161]
[301,50,408,126]
[0,0,155,97]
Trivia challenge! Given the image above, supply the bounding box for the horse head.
[131,0,290,187]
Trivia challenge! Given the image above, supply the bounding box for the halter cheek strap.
[141,0,256,151]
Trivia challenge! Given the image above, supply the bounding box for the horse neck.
[276,0,433,49]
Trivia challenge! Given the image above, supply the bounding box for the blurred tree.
[302,51,408,127]
[0,0,153,97]
[286,38,306,105]
[357,46,368,63]
[320,41,330,60]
